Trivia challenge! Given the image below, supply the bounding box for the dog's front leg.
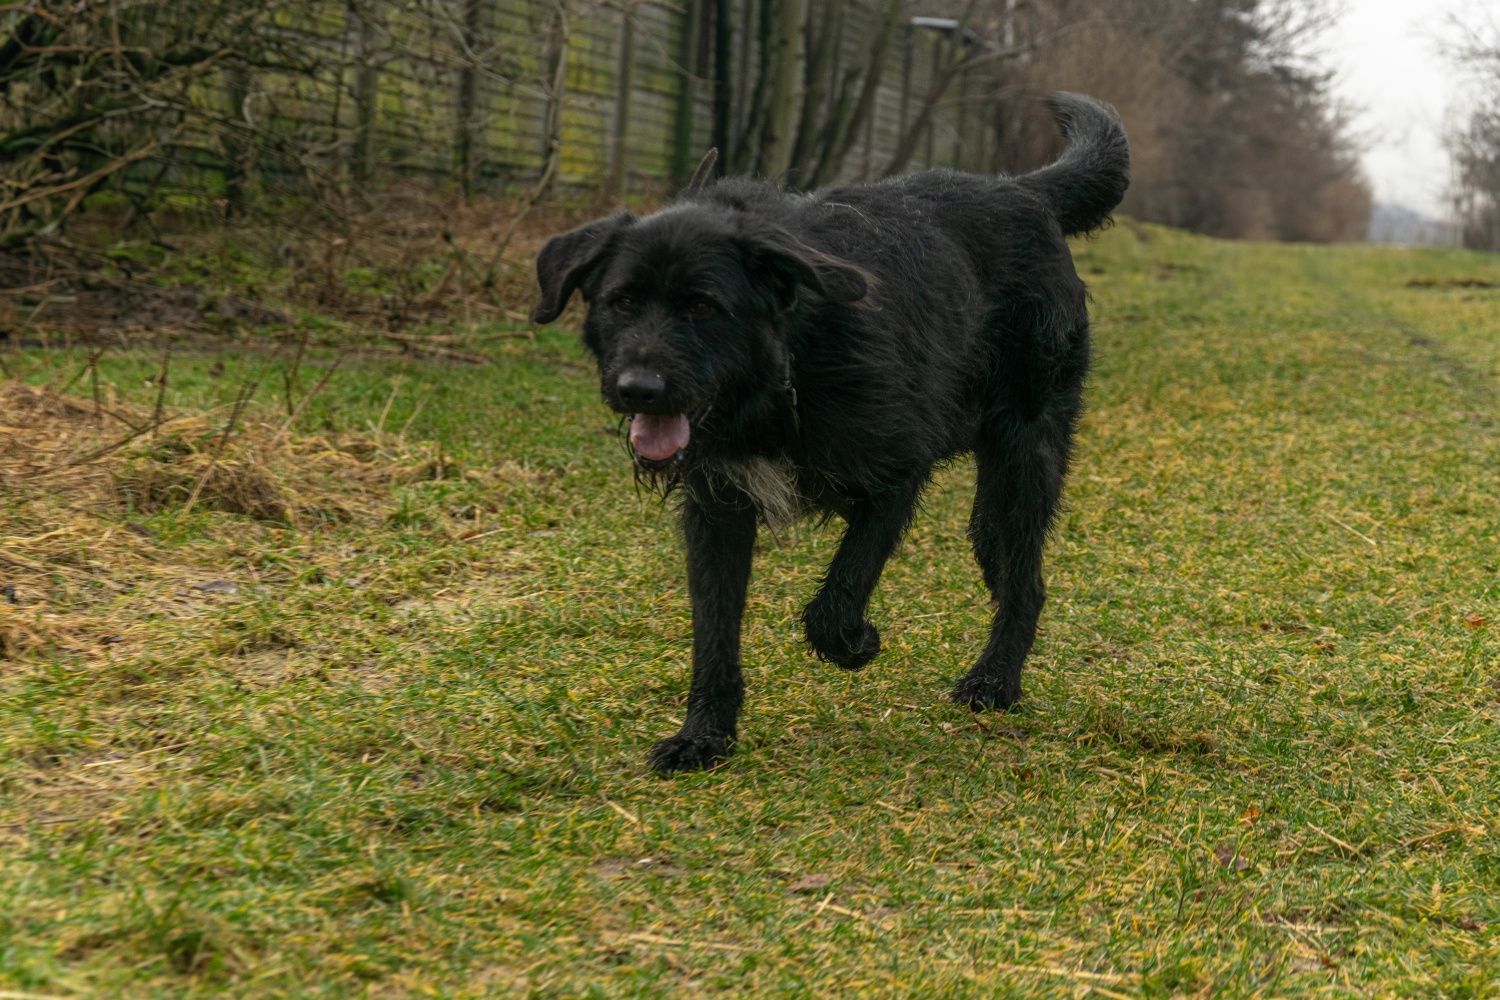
[802,475,927,670]
[647,493,757,774]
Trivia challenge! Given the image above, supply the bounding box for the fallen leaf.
[1240,806,1262,825]
[1463,615,1488,629]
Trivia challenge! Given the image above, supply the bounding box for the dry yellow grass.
[0,380,454,660]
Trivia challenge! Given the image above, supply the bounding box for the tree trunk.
[884,40,970,177]
[671,0,706,187]
[607,3,637,198]
[455,0,483,196]
[786,0,843,187]
[841,0,906,171]
[883,1,987,178]
[734,0,775,173]
[537,1,568,198]
[711,0,732,168]
[348,0,381,183]
[223,64,252,216]
[757,0,807,178]
[803,64,860,186]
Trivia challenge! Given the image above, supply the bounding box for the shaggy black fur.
[531,93,1129,774]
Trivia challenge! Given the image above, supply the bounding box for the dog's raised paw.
[803,612,881,671]
[949,672,1021,712]
[648,732,733,775]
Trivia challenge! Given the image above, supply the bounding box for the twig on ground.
[150,343,172,438]
[283,327,311,417]
[275,351,346,442]
[1323,511,1379,548]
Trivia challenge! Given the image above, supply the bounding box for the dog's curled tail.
[1019,92,1130,237]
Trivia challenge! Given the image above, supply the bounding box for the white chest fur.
[699,456,803,528]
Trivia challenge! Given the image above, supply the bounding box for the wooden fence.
[229,0,991,196]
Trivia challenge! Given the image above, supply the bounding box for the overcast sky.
[1331,0,1500,217]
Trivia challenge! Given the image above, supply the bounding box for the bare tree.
[1445,14,1500,249]
[983,0,1369,242]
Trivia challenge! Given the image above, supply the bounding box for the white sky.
[1330,0,1500,217]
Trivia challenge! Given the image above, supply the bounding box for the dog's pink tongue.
[630,413,690,461]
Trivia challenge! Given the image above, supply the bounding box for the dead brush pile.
[0,380,456,660]
[1,186,603,347]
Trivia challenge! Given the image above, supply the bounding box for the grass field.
[2,222,1497,997]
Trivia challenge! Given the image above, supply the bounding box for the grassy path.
[1,224,1497,996]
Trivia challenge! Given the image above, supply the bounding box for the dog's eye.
[612,295,639,315]
[687,299,716,320]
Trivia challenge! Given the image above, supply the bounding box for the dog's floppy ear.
[531,212,635,324]
[740,224,870,307]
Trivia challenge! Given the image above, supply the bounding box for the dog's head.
[530,205,867,470]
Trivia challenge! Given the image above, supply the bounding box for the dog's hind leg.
[952,416,1072,710]
[802,473,927,671]
[648,493,758,774]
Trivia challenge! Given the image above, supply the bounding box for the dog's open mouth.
[629,413,691,467]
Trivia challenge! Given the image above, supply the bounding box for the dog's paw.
[803,610,881,671]
[950,671,1021,712]
[647,731,734,775]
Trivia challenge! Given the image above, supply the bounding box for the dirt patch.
[592,856,684,880]
[1405,277,1498,289]
[0,252,288,342]
[1153,260,1201,280]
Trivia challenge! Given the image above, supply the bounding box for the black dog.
[531,93,1128,774]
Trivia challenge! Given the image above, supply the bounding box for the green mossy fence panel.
[482,0,551,181]
[557,1,618,187]
[114,1,984,199]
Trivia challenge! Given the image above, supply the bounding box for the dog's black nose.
[616,369,667,409]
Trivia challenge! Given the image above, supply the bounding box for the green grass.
[2,223,1498,997]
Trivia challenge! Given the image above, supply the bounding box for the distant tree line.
[975,0,1371,242]
[1,0,1371,252]
[1446,16,1500,251]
